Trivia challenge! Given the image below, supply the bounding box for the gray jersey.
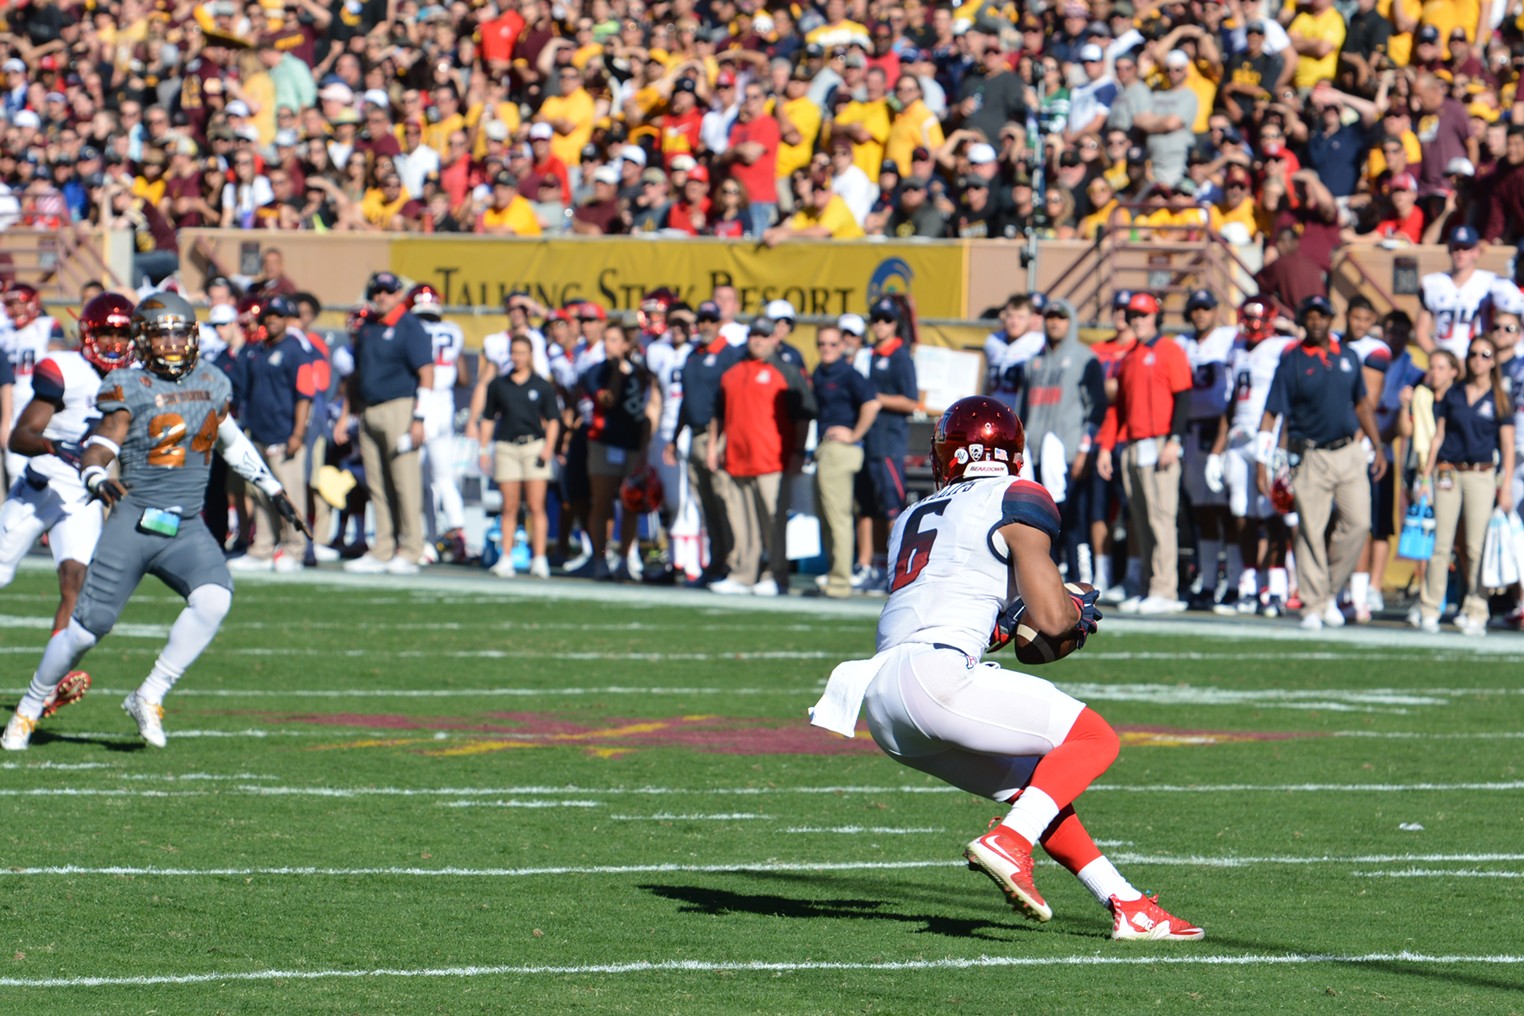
[97,362,232,515]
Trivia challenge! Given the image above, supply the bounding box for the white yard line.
[1353,868,1524,878]
[0,952,1519,988]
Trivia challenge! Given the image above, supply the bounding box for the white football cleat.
[489,556,516,578]
[311,543,341,563]
[708,578,753,595]
[1299,612,1323,631]
[751,578,781,597]
[1,712,36,751]
[122,692,168,749]
[1322,602,1345,628]
[273,553,304,574]
[1135,596,1185,615]
[1110,894,1205,941]
[343,553,390,574]
[386,556,421,576]
[226,553,274,572]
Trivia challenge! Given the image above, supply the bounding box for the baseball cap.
[13,110,40,130]
[901,174,929,189]
[764,299,796,321]
[1417,25,1440,43]
[640,167,667,185]
[1469,102,1500,123]
[1125,292,1161,316]
[838,313,865,336]
[1043,302,1071,318]
[493,170,518,188]
[1079,43,1105,62]
[528,122,554,141]
[748,316,776,335]
[1186,289,1218,311]
[1450,225,1480,248]
[1262,141,1287,159]
[1245,20,1266,34]
[675,76,698,94]
[1059,150,1082,168]
[485,120,511,141]
[716,71,738,87]
[362,88,390,109]
[365,271,404,299]
[1112,289,1135,311]
[1389,172,1418,191]
[576,302,607,321]
[671,154,697,172]
[967,143,997,165]
[1445,156,1476,177]
[318,82,354,103]
[274,128,299,148]
[1165,49,1191,69]
[1029,292,1049,314]
[2,58,25,74]
[911,146,932,162]
[1298,294,1334,319]
[208,304,238,325]
[261,294,296,320]
[225,99,251,117]
[329,109,361,125]
[880,160,901,177]
[868,297,898,321]
[696,300,721,322]
[592,165,620,185]
[686,165,710,184]
[1450,26,1470,40]
[1125,145,1147,164]
[619,144,647,166]
[959,175,989,190]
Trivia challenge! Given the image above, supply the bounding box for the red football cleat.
[40,671,91,718]
[1110,894,1205,941]
[964,823,1052,922]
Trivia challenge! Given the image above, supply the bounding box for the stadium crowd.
[6,0,1524,259]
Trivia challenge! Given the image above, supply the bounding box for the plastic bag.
[1479,508,1520,589]
[1397,493,1436,562]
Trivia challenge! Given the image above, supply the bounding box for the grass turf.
[0,567,1519,1014]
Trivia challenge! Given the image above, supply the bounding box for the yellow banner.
[389,237,966,319]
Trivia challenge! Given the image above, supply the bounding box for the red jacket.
[719,354,810,477]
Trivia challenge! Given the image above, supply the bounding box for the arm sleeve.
[30,357,67,408]
[1080,358,1107,435]
[216,415,283,497]
[1170,389,1190,438]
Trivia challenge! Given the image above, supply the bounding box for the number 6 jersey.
[95,362,231,514]
[876,475,1062,659]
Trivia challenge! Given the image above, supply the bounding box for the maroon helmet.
[78,293,136,373]
[930,396,1026,487]
[407,283,443,318]
[237,292,270,343]
[620,463,666,514]
[1239,298,1274,346]
[3,283,42,328]
[1270,467,1296,515]
[638,287,677,332]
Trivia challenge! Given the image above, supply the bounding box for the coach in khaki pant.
[810,325,879,598]
[228,296,314,572]
[337,272,435,576]
[1258,295,1386,630]
[1097,292,1193,614]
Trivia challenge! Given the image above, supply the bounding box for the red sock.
[1024,707,1120,811]
[1038,805,1103,874]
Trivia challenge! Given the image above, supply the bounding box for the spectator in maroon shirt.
[572,165,627,235]
[1255,226,1328,319]
[1483,127,1524,244]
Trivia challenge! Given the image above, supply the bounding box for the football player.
[1,292,309,751]
[1415,227,1496,360]
[2,283,64,489]
[1176,290,1237,608]
[1209,299,1296,616]
[407,284,470,563]
[0,293,136,741]
[811,396,1204,941]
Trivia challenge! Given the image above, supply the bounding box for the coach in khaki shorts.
[478,334,562,577]
[337,271,435,576]
[810,325,879,597]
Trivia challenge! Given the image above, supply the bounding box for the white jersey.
[481,327,550,381]
[1489,276,1524,318]
[1175,325,1237,422]
[1229,335,1296,435]
[1421,269,1497,359]
[3,316,58,423]
[422,318,466,391]
[645,338,693,443]
[547,341,577,392]
[23,350,100,492]
[876,474,1062,659]
[983,330,1046,413]
[1344,335,1392,376]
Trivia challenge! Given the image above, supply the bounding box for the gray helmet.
[131,290,200,379]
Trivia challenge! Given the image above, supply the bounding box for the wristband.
[1254,430,1276,465]
[81,465,108,492]
[85,435,121,456]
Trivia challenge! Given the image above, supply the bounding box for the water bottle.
[510,527,531,571]
[480,517,503,569]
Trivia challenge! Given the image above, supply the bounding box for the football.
[1013,583,1094,666]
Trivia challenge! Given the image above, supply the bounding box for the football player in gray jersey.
[2,291,310,751]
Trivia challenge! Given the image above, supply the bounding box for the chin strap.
[215,416,283,498]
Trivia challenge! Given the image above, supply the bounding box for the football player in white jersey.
[406,285,470,562]
[1338,296,1395,622]
[0,294,138,732]
[2,283,63,488]
[1211,299,1296,616]
[811,397,1204,941]
[982,294,1046,414]
[645,304,697,514]
[1416,227,1496,360]
[1176,290,1238,608]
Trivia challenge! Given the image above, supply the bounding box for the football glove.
[271,490,313,540]
[988,598,1027,653]
[1204,452,1225,494]
[81,466,127,506]
[50,439,84,470]
[1068,586,1103,648]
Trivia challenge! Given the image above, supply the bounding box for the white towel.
[808,656,885,738]
[1039,432,1068,504]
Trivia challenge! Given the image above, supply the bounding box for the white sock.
[1096,554,1113,591]
[17,621,98,720]
[1199,539,1221,591]
[1285,549,1297,591]
[1224,545,1244,591]
[1269,567,1289,599]
[1000,787,1060,847]
[138,586,231,706]
[1077,542,1094,585]
[1077,856,1142,908]
[1350,572,1370,609]
[1238,567,1259,598]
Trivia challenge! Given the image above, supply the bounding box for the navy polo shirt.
[813,357,877,434]
[1265,339,1365,446]
[234,334,312,445]
[355,306,431,406]
[677,338,742,434]
[1434,385,1505,465]
[777,341,805,370]
[865,337,918,452]
[0,348,12,386]
[1305,122,1370,199]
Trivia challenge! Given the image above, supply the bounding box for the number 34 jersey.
[96,363,231,514]
[876,475,1062,659]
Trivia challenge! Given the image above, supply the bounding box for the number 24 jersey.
[876,475,1062,659]
[96,362,232,514]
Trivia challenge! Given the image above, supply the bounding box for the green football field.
[0,564,1520,1015]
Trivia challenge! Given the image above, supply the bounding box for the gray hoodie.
[1019,299,1107,465]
